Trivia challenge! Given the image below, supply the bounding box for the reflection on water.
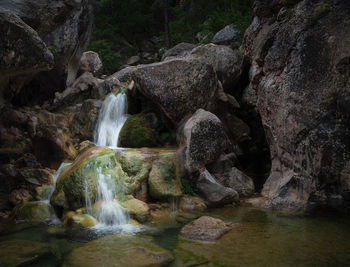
[0,206,350,266]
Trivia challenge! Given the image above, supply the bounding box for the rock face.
[242,0,350,212]
[0,0,93,104]
[0,7,53,101]
[179,216,235,243]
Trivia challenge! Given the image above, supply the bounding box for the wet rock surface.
[179,216,236,243]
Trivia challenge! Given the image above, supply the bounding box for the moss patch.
[119,113,158,148]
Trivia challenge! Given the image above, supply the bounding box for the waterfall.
[46,162,72,204]
[94,92,128,148]
[95,167,129,226]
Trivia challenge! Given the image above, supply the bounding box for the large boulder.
[51,146,127,211]
[187,44,242,89]
[161,42,197,61]
[242,0,350,212]
[180,109,231,173]
[0,7,53,100]
[114,59,218,124]
[0,0,93,105]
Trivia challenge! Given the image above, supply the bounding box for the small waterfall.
[93,167,129,226]
[46,162,72,204]
[94,93,128,148]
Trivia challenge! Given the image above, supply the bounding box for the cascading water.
[90,92,131,228]
[94,92,128,148]
[95,167,129,226]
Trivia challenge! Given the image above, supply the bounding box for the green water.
[0,206,349,266]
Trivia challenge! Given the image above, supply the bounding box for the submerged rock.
[0,239,52,267]
[13,201,52,222]
[179,216,235,243]
[179,195,207,212]
[66,234,174,267]
[148,153,182,200]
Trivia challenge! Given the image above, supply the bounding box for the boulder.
[187,44,242,89]
[121,196,150,223]
[179,216,236,243]
[196,169,238,206]
[9,189,32,206]
[63,211,97,228]
[0,7,53,99]
[80,51,103,77]
[13,201,52,222]
[212,24,240,46]
[54,72,103,107]
[18,168,53,186]
[119,59,218,124]
[243,0,350,212]
[70,99,102,141]
[33,125,77,169]
[161,42,197,61]
[180,109,230,173]
[67,235,174,267]
[179,195,207,212]
[1,0,93,105]
[225,167,255,197]
[148,153,182,200]
[51,146,127,211]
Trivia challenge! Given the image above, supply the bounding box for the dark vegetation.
[88,0,254,74]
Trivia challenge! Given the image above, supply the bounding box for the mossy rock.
[116,149,152,193]
[13,201,52,222]
[66,234,173,267]
[0,239,52,267]
[119,113,158,148]
[63,211,97,228]
[121,195,150,223]
[51,146,128,211]
[148,153,182,200]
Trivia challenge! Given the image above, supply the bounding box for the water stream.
[94,92,128,148]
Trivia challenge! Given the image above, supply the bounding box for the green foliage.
[88,40,122,75]
[48,45,58,55]
[314,2,330,17]
[89,0,254,73]
[181,177,198,196]
[169,0,254,44]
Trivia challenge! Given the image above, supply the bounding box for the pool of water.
[0,206,349,266]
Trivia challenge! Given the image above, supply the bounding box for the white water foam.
[94,93,128,148]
